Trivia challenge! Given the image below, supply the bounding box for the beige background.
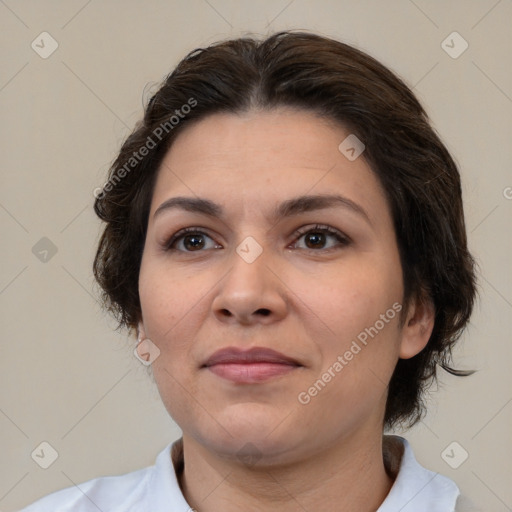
[1,1,511,510]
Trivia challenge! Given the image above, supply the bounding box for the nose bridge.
[226,234,271,301]
[212,233,287,323]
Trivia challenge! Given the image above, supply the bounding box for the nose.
[211,244,288,326]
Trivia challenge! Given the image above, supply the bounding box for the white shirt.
[19,435,478,511]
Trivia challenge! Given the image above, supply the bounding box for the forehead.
[149,109,390,225]
[159,108,348,172]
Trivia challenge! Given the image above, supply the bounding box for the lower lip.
[206,362,299,383]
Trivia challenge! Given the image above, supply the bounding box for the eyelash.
[164,224,350,253]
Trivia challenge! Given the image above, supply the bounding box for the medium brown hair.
[93,30,477,429]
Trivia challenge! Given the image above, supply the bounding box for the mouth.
[202,347,302,384]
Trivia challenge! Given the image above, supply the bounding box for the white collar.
[20,435,461,511]
[377,435,460,511]
[154,435,460,511]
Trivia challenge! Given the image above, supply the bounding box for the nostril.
[257,309,271,316]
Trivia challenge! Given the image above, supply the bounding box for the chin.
[191,404,302,462]
[209,434,303,467]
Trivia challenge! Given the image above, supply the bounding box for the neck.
[178,431,395,512]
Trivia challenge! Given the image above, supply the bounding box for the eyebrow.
[153,194,372,226]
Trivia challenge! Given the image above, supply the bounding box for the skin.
[138,108,434,512]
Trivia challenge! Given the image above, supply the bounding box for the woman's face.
[138,108,411,462]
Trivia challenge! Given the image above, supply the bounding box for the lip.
[203,347,301,366]
[202,347,302,384]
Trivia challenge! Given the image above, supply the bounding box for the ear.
[399,294,435,359]
[137,320,147,341]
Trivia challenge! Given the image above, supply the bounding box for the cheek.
[139,256,203,335]
[296,260,402,344]
[138,261,202,379]
[138,263,206,423]
[295,258,403,400]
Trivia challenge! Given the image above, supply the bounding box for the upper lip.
[202,347,302,367]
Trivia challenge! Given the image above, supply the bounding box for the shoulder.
[18,466,151,512]
[18,445,171,512]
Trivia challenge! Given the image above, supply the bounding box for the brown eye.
[304,232,327,249]
[293,225,350,251]
[181,234,206,251]
[165,228,220,252]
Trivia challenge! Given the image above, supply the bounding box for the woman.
[21,30,480,511]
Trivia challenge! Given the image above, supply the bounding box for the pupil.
[306,232,324,248]
[182,233,327,250]
[185,235,204,250]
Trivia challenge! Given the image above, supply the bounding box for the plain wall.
[1,1,511,510]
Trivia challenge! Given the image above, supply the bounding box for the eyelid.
[164,224,351,252]
[292,224,351,242]
[164,226,219,250]
[289,224,351,250]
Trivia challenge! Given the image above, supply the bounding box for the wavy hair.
[93,30,477,429]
